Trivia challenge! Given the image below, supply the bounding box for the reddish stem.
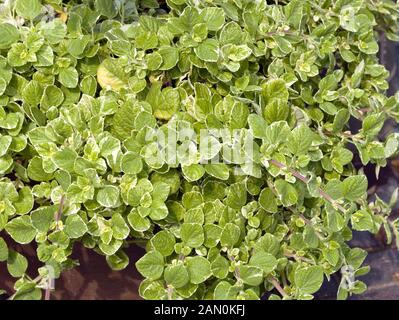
[269,159,347,213]
[270,277,289,298]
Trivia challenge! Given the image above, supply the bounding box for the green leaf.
[287,125,314,155]
[194,39,219,62]
[362,113,385,138]
[64,214,88,239]
[95,0,117,18]
[164,264,189,288]
[248,114,268,139]
[0,136,12,157]
[12,284,42,300]
[151,171,180,196]
[351,60,365,88]
[67,36,90,58]
[5,216,36,244]
[186,256,212,284]
[249,251,277,274]
[303,225,319,248]
[238,265,264,286]
[227,44,252,62]
[192,23,208,43]
[274,180,298,207]
[0,237,8,262]
[99,239,122,256]
[41,19,67,44]
[7,250,28,278]
[214,281,236,299]
[204,164,230,180]
[150,231,176,257]
[0,155,13,174]
[385,135,399,158]
[15,0,42,20]
[0,23,19,49]
[204,223,222,247]
[129,77,147,94]
[13,187,34,215]
[59,67,79,88]
[341,175,368,201]
[351,210,374,232]
[220,223,240,247]
[263,99,289,124]
[111,213,130,240]
[152,182,170,202]
[339,6,358,32]
[41,85,64,109]
[146,52,163,71]
[158,47,179,70]
[139,279,166,300]
[181,223,204,248]
[294,266,324,294]
[200,7,225,31]
[285,0,304,29]
[258,188,278,213]
[99,135,121,158]
[182,164,205,182]
[97,59,127,91]
[263,79,289,103]
[226,183,247,210]
[219,22,242,46]
[211,255,229,279]
[81,75,97,96]
[332,109,350,133]
[7,43,28,67]
[22,81,44,106]
[326,210,345,232]
[97,185,120,208]
[31,206,56,233]
[52,148,77,172]
[272,35,292,54]
[199,134,221,160]
[346,248,367,269]
[136,29,158,50]
[136,251,164,280]
[106,250,129,271]
[35,45,54,67]
[127,210,151,232]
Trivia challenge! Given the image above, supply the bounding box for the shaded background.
[0,238,145,300]
[317,34,399,300]
[1,37,399,302]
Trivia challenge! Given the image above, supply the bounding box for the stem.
[55,195,65,230]
[270,277,289,299]
[269,159,309,183]
[266,179,278,196]
[284,252,315,264]
[44,274,55,301]
[167,286,173,300]
[228,254,241,281]
[281,273,288,288]
[44,286,51,301]
[269,159,347,213]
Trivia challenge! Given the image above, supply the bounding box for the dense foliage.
[1,0,399,300]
